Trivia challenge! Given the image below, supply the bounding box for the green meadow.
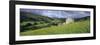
[20,19,90,36]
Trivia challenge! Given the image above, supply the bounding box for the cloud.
[20,8,90,18]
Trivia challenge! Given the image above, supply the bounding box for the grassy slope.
[20,19,90,36]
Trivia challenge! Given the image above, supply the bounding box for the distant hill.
[20,11,55,23]
[74,16,90,21]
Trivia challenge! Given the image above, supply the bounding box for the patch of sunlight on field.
[20,20,90,36]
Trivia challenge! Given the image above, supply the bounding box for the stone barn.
[64,17,74,24]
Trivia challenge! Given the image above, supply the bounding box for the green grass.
[20,20,90,36]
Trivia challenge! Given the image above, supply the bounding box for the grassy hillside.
[20,19,90,36]
[20,11,65,32]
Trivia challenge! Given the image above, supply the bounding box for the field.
[20,19,90,36]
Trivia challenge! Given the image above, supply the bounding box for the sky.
[20,8,90,18]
